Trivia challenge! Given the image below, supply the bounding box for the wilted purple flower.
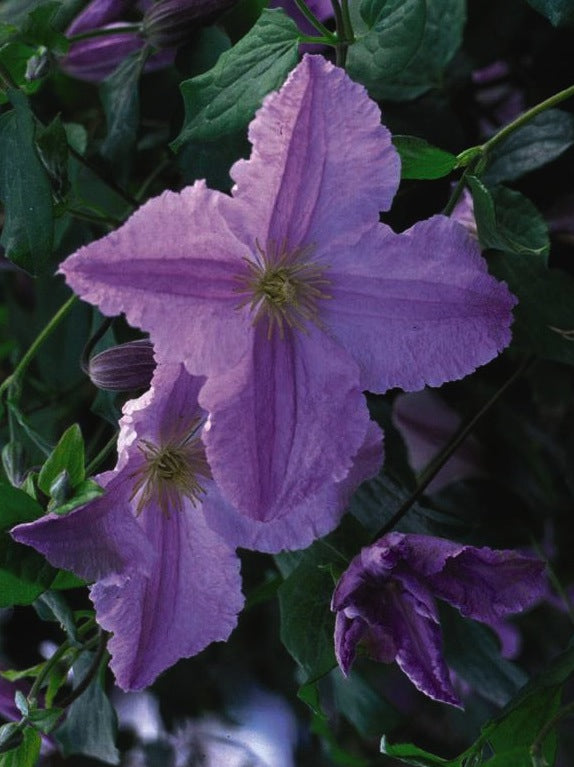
[59,55,515,550]
[12,364,244,690]
[392,389,483,492]
[332,532,547,706]
[88,339,156,391]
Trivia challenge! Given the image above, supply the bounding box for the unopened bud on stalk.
[142,0,236,48]
[88,339,155,391]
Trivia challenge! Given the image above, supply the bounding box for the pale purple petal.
[200,323,369,525]
[428,546,547,625]
[11,472,154,583]
[60,183,252,376]
[392,390,483,492]
[91,508,243,690]
[204,421,383,552]
[323,216,516,392]
[227,54,400,254]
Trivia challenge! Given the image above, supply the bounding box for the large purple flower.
[12,364,244,691]
[331,532,547,706]
[59,55,515,549]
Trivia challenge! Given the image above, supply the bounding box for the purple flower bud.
[141,0,237,49]
[88,339,155,391]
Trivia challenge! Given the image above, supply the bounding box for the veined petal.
[11,473,154,583]
[60,182,252,376]
[90,506,244,691]
[204,421,383,553]
[428,546,547,626]
[390,588,462,708]
[324,216,516,392]
[227,54,400,253]
[200,323,370,524]
[334,612,368,676]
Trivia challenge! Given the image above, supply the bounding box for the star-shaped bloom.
[331,532,547,706]
[12,364,244,691]
[60,54,515,550]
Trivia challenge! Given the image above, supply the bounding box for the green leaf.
[0,0,52,25]
[0,727,41,767]
[26,706,63,734]
[0,483,59,607]
[171,8,299,148]
[50,478,105,516]
[0,43,43,99]
[348,471,466,538]
[100,47,148,169]
[37,423,85,496]
[392,135,457,179]
[483,110,574,185]
[55,651,119,765]
[380,736,451,766]
[36,115,70,201]
[34,590,78,643]
[277,547,337,680]
[346,0,427,96]
[19,2,69,53]
[525,0,574,25]
[441,608,527,706]
[489,252,574,365]
[368,0,466,101]
[467,176,550,259]
[0,90,53,273]
[332,669,400,738]
[0,664,45,682]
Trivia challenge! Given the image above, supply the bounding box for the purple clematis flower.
[331,532,547,706]
[59,54,515,550]
[12,364,244,691]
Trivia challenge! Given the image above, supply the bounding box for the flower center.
[235,240,331,339]
[130,422,211,517]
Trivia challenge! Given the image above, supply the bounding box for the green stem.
[484,83,574,153]
[340,0,354,44]
[0,296,78,400]
[86,431,118,476]
[28,641,71,705]
[329,0,347,67]
[297,34,336,45]
[67,23,142,43]
[374,356,535,540]
[443,158,480,216]
[292,0,336,41]
[57,632,107,708]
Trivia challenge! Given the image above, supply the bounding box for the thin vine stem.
[57,632,107,709]
[86,432,118,475]
[483,83,574,152]
[28,641,72,705]
[292,0,336,40]
[373,356,535,540]
[0,296,78,400]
